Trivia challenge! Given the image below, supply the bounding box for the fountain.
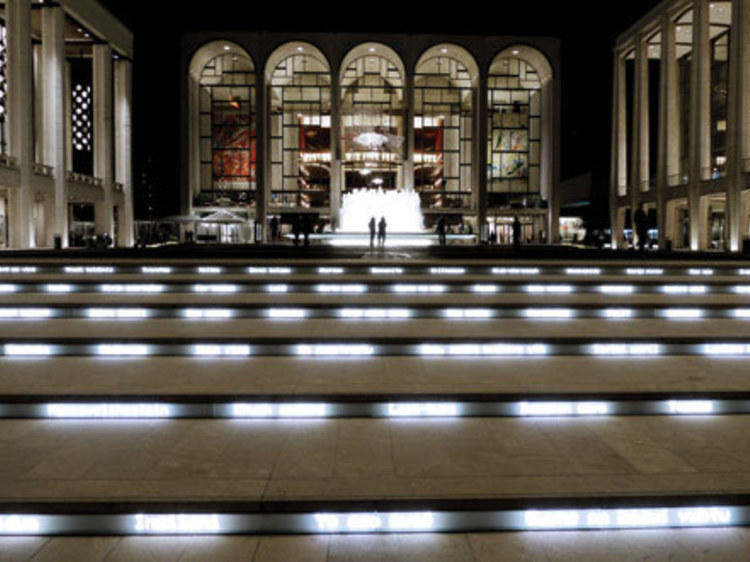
[339,188,424,233]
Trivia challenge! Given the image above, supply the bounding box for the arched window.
[414,45,477,210]
[487,48,551,209]
[267,44,331,208]
[340,44,405,195]
[189,42,256,209]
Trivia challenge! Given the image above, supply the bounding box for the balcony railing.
[0,154,19,169]
[417,191,472,209]
[33,163,54,177]
[66,171,103,188]
[667,174,689,187]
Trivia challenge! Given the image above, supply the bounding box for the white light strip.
[192,344,251,357]
[393,284,446,294]
[419,343,548,356]
[0,284,17,293]
[267,308,307,319]
[295,344,376,356]
[0,308,52,319]
[739,269,750,276]
[387,403,459,417]
[566,268,601,276]
[45,284,72,293]
[734,286,750,295]
[0,266,37,274]
[590,343,662,356]
[662,308,704,319]
[430,267,466,275]
[663,285,708,295]
[135,514,221,534]
[232,403,328,418]
[472,284,499,293]
[519,401,609,416]
[370,267,404,275]
[86,308,150,319]
[599,285,634,295]
[247,266,293,274]
[667,400,715,414]
[603,308,633,319]
[65,266,115,274]
[626,268,664,276]
[198,267,223,274]
[193,284,238,294]
[524,308,573,319]
[266,284,288,293]
[46,403,171,418]
[318,267,344,274]
[184,309,234,319]
[4,344,52,356]
[142,266,172,274]
[525,284,573,294]
[315,284,367,294]
[314,512,435,532]
[339,308,412,319]
[702,343,750,355]
[100,284,164,294]
[733,309,750,319]
[443,309,493,319]
[689,268,714,276]
[492,267,540,275]
[96,344,150,356]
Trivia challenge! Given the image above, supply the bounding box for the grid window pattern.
[341,55,404,193]
[0,25,7,155]
[675,8,693,185]
[414,56,473,210]
[710,2,732,180]
[197,53,256,207]
[269,54,331,208]
[487,58,541,207]
[72,83,92,153]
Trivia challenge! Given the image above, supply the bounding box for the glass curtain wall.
[675,9,693,185]
[269,53,331,208]
[487,56,541,208]
[341,55,404,194]
[197,52,256,208]
[414,55,473,209]
[710,1,731,179]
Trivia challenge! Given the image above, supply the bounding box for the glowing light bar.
[184,309,233,319]
[96,344,150,356]
[734,286,750,294]
[689,268,714,276]
[339,308,412,319]
[626,268,664,276]
[662,285,707,295]
[318,267,344,274]
[65,266,115,274]
[519,402,609,416]
[247,267,292,274]
[387,403,459,417]
[472,284,499,293]
[443,308,493,319]
[733,309,750,319]
[418,343,548,356]
[393,284,446,294]
[86,308,150,319]
[197,267,223,274]
[4,344,52,356]
[45,284,72,293]
[266,284,288,293]
[192,344,250,356]
[142,266,172,274]
[525,284,573,294]
[0,266,37,274]
[370,267,403,275]
[663,308,704,319]
[267,308,307,319]
[316,284,367,294]
[295,344,375,356]
[524,308,573,319]
[740,269,750,276]
[492,267,540,275]
[667,400,714,415]
[566,268,601,275]
[0,308,51,319]
[46,403,171,418]
[100,284,164,294]
[430,267,466,275]
[193,284,238,294]
[0,515,40,534]
[232,403,328,418]
[0,284,17,293]
[702,343,750,355]
[590,343,662,356]
[604,308,633,319]
[135,514,220,534]
[599,285,634,295]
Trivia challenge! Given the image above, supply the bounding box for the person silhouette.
[378,216,387,247]
[369,217,376,248]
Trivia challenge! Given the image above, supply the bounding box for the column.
[610,52,627,249]
[186,70,200,216]
[630,37,647,246]
[115,58,133,246]
[7,0,34,248]
[542,73,559,244]
[658,15,679,248]
[475,72,488,239]
[255,70,267,241]
[93,44,113,239]
[42,5,67,247]
[689,0,711,250]
[403,71,415,191]
[329,70,342,227]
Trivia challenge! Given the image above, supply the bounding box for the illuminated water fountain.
[339,188,424,233]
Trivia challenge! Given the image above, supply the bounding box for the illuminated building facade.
[612,0,750,251]
[0,0,133,249]
[182,33,561,242]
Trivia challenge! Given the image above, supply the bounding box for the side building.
[180,33,561,243]
[611,0,750,251]
[0,0,133,249]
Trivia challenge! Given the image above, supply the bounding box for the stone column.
[630,37,647,246]
[41,5,68,247]
[542,73,559,244]
[476,72,488,239]
[610,52,627,249]
[255,70,267,241]
[658,16,679,249]
[689,0,711,250]
[329,70,342,227]
[403,70,415,192]
[115,58,133,247]
[93,44,114,239]
[7,0,34,248]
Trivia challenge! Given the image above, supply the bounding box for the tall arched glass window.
[196,49,256,207]
[487,55,542,208]
[710,2,732,179]
[414,47,475,209]
[341,49,404,194]
[269,48,331,208]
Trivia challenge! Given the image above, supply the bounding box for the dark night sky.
[97,0,662,221]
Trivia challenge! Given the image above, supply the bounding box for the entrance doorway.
[487,215,542,245]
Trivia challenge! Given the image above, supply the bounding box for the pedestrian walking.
[378,216,387,247]
[369,217,376,248]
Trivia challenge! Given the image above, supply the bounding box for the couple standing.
[369,217,387,248]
